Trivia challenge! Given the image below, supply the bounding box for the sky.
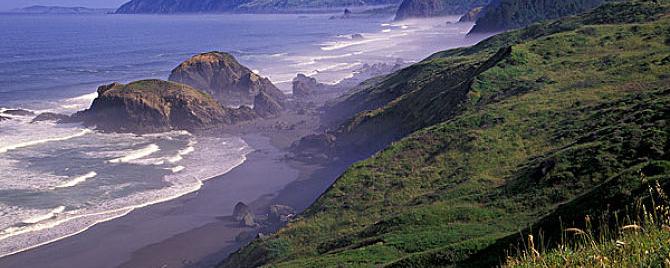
[0,0,127,10]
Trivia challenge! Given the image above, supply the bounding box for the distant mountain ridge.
[115,0,402,14]
[10,5,114,14]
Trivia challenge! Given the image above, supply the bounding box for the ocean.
[0,13,479,258]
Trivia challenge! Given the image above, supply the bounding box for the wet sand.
[0,134,304,268]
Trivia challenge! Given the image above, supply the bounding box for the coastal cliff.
[469,0,605,33]
[168,51,286,108]
[70,80,254,133]
[394,0,488,20]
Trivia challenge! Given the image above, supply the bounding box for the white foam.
[108,144,160,164]
[22,206,66,224]
[170,166,185,173]
[55,171,97,189]
[0,135,252,259]
[0,129,92,154]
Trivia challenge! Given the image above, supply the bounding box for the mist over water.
[0,13,482,258]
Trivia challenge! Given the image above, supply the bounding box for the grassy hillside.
[221,1,670,267]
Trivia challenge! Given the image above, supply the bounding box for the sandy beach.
[0,133,318,268]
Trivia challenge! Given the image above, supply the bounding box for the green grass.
[220,2,670,267]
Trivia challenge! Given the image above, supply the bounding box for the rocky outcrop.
[233,202,252,221]
[394,0,489,20]
[288,133,337,162]
[268,205,295,224]
[31,112,70,123]
[70,80,254,133]
[291,74,327,99]
[168,51,285,108]
[458,6,483,22]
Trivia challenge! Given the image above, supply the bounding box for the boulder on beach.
[268,204,296,224]
[289,133,337,162]
[233,202,252,221]
[31,112,70,123]
[351,33,364,40]
[168,51,286,108]
[241,213,256,227]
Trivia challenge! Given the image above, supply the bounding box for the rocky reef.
[70,80,255,133]
[168,51,286,108]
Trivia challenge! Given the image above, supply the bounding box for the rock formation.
[31,112,70,123]
[168,51,286,108]
[233,202,252,221]
[268,205,295,224]
[253,91,284,117]
[291,74,327,99]
[458,6,483,22]
[70,79,254,133]
[289,133,337,162]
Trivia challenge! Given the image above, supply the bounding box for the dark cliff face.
[469,0,605,33]
[71,80,250,133]
[252,90,285,117]
[394,0,489,20]
[168,51,285,108]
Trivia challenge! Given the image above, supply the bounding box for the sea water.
[0,13,479,258]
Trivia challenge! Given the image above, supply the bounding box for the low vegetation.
[505,183,670,267]
[221,1,670,267]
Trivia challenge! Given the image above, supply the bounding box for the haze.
[0,0,126,10]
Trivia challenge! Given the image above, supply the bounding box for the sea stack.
[168,51,286,108]
[70,80,254,133]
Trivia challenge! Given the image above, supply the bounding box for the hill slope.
[221,2,670,267]
[469,0,606,33]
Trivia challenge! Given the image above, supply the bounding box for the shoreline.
[0,132,310,268]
